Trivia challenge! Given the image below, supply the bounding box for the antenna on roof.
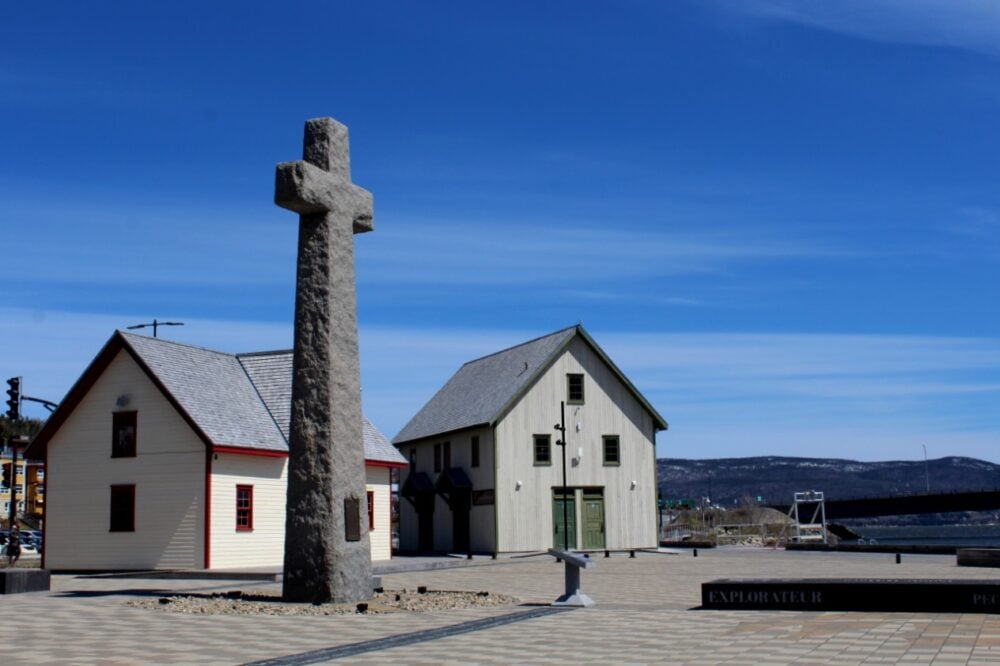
[126,319,185,338]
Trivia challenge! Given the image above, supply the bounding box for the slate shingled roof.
[29,331,405,465]
[393,326,577,444]
[123,333,288,452]
[237,349,404,464]
[393,325,667,445]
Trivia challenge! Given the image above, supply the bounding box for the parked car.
[2,541,38,557]
[0,543,38,558]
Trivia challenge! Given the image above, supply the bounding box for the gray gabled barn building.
[393,325,667,554]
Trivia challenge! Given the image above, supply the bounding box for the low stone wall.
[957,548,1000,568]
[703,578,1000,613]
[0,569,50,594]
[786,543,956,555]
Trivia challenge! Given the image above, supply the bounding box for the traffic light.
[5,376,21,420]
[1,462,11,488]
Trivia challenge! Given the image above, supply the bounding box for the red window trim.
[367,490,375,531]
[236,484,253,532]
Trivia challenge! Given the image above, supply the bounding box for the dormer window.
[112,411,137,458]
[567,374,585,404]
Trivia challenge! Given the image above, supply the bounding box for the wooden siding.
[397,426,496,553]
[45,350,205,570]
[366,466,392,561]
[209,453,287,568]
[495,337,657,552]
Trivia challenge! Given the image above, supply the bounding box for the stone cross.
[275,117,373,604]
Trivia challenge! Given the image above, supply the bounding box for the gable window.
[434,443,442,473]
[367,490,375,530]
[236,485,253,531]
[112,411,137,458]
[567,374,585,404]
[471,435,480,468]
[110,484,135,532]
[443,441,451,469]
[409,448,417,472]
[603,435,620,466]
[533,434,552,466]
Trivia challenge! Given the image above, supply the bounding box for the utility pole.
[923,444,930,494]
[7,439,18,529]
[5,376,21,530]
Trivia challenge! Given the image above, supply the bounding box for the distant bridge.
[767,489,1000,519]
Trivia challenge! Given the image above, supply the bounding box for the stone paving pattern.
[4,549,1000,664]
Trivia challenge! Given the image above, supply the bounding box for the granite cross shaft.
[275,117,373,604]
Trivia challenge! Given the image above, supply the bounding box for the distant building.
[1,450,43,524]
[27,331,406,570]
[393,325,668,554]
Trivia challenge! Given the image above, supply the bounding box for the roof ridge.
[460,324,579,366]
[236,352,289,446]
[236,349,294,359]
[118,330,238,359]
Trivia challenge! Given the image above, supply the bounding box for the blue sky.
[2,1,998,462]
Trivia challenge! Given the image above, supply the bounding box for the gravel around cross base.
[125,588,520,615]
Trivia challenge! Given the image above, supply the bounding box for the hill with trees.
[657,456,1000,508]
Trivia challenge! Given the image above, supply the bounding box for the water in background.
[848,524,1000,547]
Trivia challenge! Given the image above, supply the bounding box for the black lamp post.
[554,401,570,551]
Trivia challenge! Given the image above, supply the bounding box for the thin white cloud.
[0,195,294,287]
[943,207,1000,260]
[600,332,1000,377]
[670,424,999,463]
[3,183,845,290]
[0,309,293,419]
[356,219,845,286]
[5,310,998,462]
[730,0,1000,57]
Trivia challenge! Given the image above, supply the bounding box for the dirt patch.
[125,588,520,615]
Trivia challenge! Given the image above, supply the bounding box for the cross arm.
[275,160,374,233]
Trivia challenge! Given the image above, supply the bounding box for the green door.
[552,491,576,550]
[582,491,605,549]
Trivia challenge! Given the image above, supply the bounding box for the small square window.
[603,436,620,466]
[236,485,253,531]
[534,434,552,466]
[112,411,137,458]
[110,484,135,532]
[567,374,585,404]
[471,435,480,468]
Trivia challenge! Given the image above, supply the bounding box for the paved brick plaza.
[3,549,1000,664]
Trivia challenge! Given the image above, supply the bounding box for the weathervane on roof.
[127,320,185,338]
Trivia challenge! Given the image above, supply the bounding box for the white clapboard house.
[393,325,668,554]
[27,331,406,571]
